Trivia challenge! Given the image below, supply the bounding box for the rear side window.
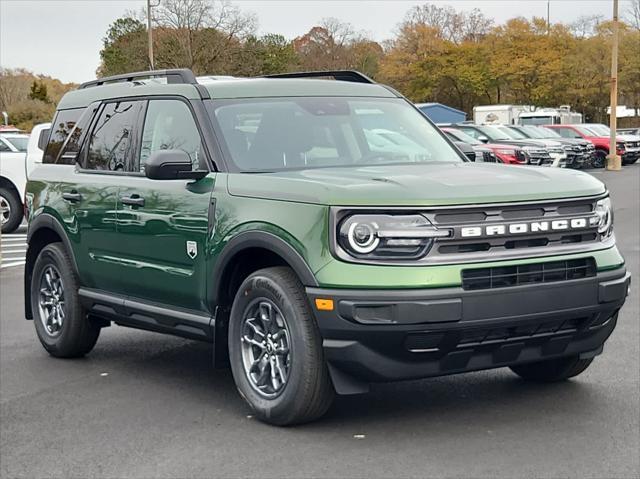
[44,108,83,164]
[85,101,143,171]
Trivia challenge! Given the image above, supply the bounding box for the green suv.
[24,69,630,425]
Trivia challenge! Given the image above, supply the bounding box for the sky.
[0,0,630,84]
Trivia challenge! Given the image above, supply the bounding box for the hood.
[227,163,605,206]
[493,139,549,148]
[617,134,640,142]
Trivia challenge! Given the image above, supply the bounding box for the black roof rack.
[79,68,198,89]
[263,70,375,84]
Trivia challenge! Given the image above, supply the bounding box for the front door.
[113,98,215,312]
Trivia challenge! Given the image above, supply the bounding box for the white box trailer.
[518,106,583,125]
[473,105,531,125]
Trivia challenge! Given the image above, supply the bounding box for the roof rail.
[79,68,198,89]
[263,70,375,84]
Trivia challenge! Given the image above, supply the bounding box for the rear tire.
[0,186,23,234]
[228,266,334,426]
[509,355,594,382]
[31,243,100,358]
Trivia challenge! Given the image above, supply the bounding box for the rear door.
[71,100,145,291]
[113,98,215,312]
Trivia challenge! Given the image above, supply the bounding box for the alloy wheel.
[240,299,292,398]
[0,195,10,225]
[38,265,66,336]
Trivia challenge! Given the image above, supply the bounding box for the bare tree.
[625,0,640,30]
[401,4,492,43]
[570,15,605,38]
[137,0,256,71]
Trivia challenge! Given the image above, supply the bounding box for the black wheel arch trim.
[24,213,80,319]
[210,230,319,305]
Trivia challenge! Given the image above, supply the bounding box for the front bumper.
[308,267,630,394]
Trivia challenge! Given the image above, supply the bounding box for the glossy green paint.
[227,163,606,206]
[28,165,122,290]
[109,174,215,311]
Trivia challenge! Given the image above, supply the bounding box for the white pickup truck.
[0,124,50,233]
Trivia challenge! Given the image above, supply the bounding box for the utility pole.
[607,0,621,170]
[147,0,155,70]
[547,0,550,34]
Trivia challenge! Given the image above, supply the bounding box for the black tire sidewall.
[0,187,23,233]
[31,243,86,355]
[228,270,319,422]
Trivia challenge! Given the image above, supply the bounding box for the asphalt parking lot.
[1,166,639,479]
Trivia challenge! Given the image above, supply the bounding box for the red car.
[545,124,629,168]
[442,127,525,165]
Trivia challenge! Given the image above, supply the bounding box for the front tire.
[0,186,23,234]
[31,243,100,358]
[509,355,594,382]
[228,266,334,426]
[593,150,607,168]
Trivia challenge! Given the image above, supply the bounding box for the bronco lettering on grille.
[460,217,593,238]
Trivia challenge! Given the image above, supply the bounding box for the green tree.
[29,80,50,103]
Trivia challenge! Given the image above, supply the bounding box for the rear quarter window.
[43,108,84,164]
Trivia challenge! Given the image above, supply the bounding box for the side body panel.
[113,174,215,311]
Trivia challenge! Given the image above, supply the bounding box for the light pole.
[607,0,621,170]
[147,0,155,70]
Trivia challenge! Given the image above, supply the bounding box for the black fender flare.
[24,213,80,319]
[210,230,318,305]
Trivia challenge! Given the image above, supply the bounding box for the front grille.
[461,258,596,290]
[515,150,527,162]
[482,151,500,163]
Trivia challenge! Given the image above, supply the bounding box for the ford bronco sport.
[24,69,630,425]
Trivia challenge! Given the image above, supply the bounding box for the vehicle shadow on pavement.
[88,329,599,430]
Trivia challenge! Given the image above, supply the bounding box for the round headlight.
[594,197,613,235]
[348,222,379,254]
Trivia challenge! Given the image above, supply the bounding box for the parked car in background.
[493,125,566,167]
[546,124,638,167]
[26,123,51,179]
[617,127,640,136]
[451,124,556,166]
[0,133,29,232]
[441,128,506,163]
[582,124,640,163]
[506,125,592,169]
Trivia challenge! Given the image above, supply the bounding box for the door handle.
[62,191,82,202]
[120,194,145,207]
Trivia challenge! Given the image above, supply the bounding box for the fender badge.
[186,241,198,259]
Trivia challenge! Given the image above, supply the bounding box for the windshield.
[585,124,610,135]
[520,126,546,139]
[519,116,555,126]
[575,125,600,136]
[497,126,527,139]
[2,136,28,152]
[539,127,562,138]
[209,97,463,172]
[444,128,481,145]
[478,125,513,141]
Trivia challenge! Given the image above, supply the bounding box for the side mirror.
[37,128,50,151]
[477,135,489,143]
[144,150,208,180]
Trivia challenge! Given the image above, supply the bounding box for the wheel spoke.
[245,318,265,338]
[242,335,265,349]
[274,356,288,385]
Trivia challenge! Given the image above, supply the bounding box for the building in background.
[415,103,466,124]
